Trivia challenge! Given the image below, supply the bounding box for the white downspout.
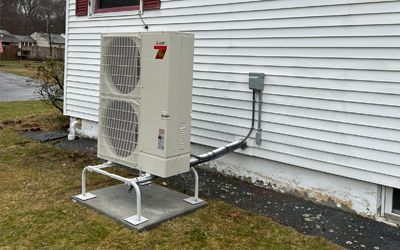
[68,117,79,141]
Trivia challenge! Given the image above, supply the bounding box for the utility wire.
[138,11,149,31]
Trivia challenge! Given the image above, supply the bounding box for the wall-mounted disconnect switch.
[249,72,265,145]
[249,72,265,91]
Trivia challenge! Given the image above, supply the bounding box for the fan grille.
[101,36,141,94]
[99,99,138,158]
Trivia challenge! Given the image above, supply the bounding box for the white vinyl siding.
[65,0,400,188]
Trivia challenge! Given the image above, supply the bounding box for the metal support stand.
[124,181,149,225]
[74,162,148,225]
[75,161,205,227]
[184,167,204,205]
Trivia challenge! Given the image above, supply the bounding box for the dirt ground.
[47,135,400,250]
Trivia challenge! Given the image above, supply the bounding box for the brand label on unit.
[158,129,165,150]
[154,41,167,59]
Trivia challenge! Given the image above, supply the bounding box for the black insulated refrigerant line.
[190,90,257,167]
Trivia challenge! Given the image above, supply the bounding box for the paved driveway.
[0,72,39,101]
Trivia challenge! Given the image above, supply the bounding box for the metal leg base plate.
[75,193,97,201]
[125,215,149,226]
[184,197,204,205]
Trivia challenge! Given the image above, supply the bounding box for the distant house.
[29,32,65,60]
[0,29,19,46]
[15,35,37,59]
[0,29,20,59]
[15,35,36,47]
[30,32,65,48]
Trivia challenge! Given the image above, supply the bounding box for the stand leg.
[124,181,148,225]
[75,167,96,201]
[184,167,204,205]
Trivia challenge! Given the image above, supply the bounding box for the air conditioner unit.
[97,32,194,178]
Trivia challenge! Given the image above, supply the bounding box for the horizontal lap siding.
[65,0,400,188]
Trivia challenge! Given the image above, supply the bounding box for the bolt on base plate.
[184,197,204,205]
[125,215,149,225]
[75,193,97,201]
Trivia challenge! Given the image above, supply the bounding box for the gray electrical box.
[249,72,265,91]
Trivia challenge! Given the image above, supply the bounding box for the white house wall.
[64,0,400,190]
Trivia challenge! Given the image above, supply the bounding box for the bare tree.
[0,1,19,31]
[0,0,65,35]
[33,59,64,113]
[17,0,40,34]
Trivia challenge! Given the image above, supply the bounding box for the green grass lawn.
[0,100,341,249]
[0,60,43,78]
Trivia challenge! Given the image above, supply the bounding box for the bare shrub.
[33,59,64,112]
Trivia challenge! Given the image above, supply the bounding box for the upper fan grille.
[99,99,139,158]
[101,36,141,94]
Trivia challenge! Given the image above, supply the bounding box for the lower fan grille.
[99,99,139,158]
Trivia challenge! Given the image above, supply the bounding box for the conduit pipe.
[190,90,257,167]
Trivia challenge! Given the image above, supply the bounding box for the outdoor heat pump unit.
[97,32,194,178]
[75,31,256,228]
[75,32,202,227]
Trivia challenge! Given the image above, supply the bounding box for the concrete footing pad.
[72,184,206,231]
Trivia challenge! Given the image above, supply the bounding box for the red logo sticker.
[154,45,167,59]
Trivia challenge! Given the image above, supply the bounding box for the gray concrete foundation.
[73,184,206,231]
